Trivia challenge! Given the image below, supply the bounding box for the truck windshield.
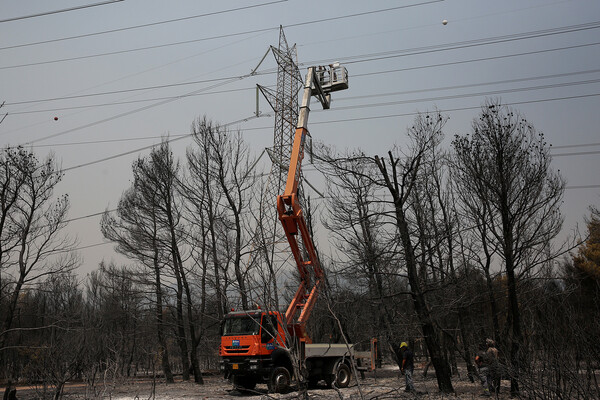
[222,316,261,336]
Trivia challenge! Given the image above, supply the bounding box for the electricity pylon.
[252,27,303,311]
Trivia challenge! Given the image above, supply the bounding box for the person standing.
[476,339,500,396]
[400,342,415,393]
[485,339,500,395]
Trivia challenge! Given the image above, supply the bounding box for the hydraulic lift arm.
[277,65,347,338]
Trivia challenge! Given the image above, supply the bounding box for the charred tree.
[452,100,565,395]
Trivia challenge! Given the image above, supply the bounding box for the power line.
[7,10,593,146]
[61,163,599,228]
[5,14,599,157]
[28,131,600,151]
[6,18,599,70]
[0,1,286,49]
[5,41,598,109]
[0,1,443,70]
[54,138,598,228]
[68,173,596,255]
[309,92,600,126]
[62,134,191,172]
[32,134,188,148]
[25,73,258,145]
[347,42,600,81]
[552,150,600,157]
[0,31,274,137]
[23,92,600,149]
[53,90,600,172]
[50,241,113,255]
[565,185,600,189]
[4,76,271,107]
[335,22,600,66]
[0,0,124,24]
[61,113,270,172]
[343,21,600,62]
[552,142,600,150]
[6,88,256,115]
[333,78,600,112]
[283,0,444,30]
[65,210,113,223]
[340,69,600,102]
[11,66,600,116]
[63,181,599,236]
[0,29,277,70]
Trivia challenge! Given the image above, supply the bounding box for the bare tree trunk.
[173,267,190,381]
[503,228,523,395]
[182,272,203,384]
[153,241,173,383]
[1,276,24,350]
[375,151,454,393]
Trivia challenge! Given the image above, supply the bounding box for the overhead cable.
[4,75,273,106]
[332,78,600,111]
[308,93,600,126]
[9,68,600,116]
[50,92,600,173]
[0,0,124,24]
[0,0,287,49]
[25,74,257,145]
[22,92,600,149]
[0,1,450,70]
[0,29,278,70]
[60,112,270,172]
[7,18,598,70]
[346,42,600,79]
[340,69,600,102]
[5,41,598,108]
[322,22,600,66]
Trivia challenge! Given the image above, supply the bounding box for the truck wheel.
[233,376,257,391]
[268,366,291,393]
[333,363,351,388]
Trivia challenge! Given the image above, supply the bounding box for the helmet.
[400,342,408,349]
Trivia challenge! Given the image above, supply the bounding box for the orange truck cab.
[219,310,292,392]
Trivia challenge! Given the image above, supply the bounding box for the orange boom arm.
[277,65,347,339]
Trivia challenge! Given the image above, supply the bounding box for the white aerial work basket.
[316,62,348,93]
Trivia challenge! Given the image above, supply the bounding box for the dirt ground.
[9,364,514,399]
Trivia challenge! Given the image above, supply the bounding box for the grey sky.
[1,0,599,274]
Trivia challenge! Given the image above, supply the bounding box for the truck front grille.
[224,345,250,354]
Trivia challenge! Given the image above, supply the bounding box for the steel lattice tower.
[258,28,302,169]
[254,27,303,310]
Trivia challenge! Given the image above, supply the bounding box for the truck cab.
[219,310,292,392]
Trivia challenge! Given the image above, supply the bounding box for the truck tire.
[233,375,257,391]
[268,366,291,393]
[328,363,351,388]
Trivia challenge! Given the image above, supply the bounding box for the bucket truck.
[219,64,376,393]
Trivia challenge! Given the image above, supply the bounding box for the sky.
[0,0,599,276]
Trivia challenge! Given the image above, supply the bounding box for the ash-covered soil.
[11,364,514,399]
